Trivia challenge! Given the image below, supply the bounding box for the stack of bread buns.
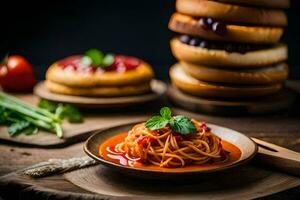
[168,0,289,98]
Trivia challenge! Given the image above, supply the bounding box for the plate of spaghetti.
[84,107,257,179]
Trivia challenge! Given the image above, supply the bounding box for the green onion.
[0,92,64,138]
[0,92,60,122]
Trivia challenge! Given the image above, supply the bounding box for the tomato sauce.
[57,55,140,72]
[99,132,242,172]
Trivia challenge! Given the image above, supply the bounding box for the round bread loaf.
[169,13,284,44]
[45,80,151,97]
[215,0,290,9]
[169,64,282,98]
[176,0,287,26]
[170,38,288,67]
[179,62,288,85]
[46,62,153,88]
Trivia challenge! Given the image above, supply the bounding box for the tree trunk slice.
[34,80,167,108]
[168,86,297,115]
[1,125,300,199]
[64,164,300,200]
[0,82,300,199]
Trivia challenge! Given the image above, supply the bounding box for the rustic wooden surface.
[0,81,299,199]
[0,112,149,147]
[64,163,300,200]
[168,86,297,115]
[34,80,167,108]
[0,94,151,147]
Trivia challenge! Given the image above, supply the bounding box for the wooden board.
[0,94,151,147]
[0,115,149,147]
[168,85,298,115]
[1,95,300,199]
[34,80,167,108]
[64,163,300,200]
[0,142,299,200]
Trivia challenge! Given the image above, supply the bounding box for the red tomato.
[108,55,140,72]
[0,55,37,92]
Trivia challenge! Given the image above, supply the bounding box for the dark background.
[1,0,299,80]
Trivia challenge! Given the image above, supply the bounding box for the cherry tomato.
[0,55,37,92]
[107,55,140,72]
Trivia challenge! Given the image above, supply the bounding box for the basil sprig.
[85,49,104,65]
[145,107,197,135]
[83,48,114,68]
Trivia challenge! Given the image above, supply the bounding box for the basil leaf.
[39,100,83,123]
[8,121,30,136]
[55,104,65,120]
[23,125,39,135]
[145,116,169,130]
[63,105,83,123]
[160,107,171,120]
[80,56,93,66]
[0,107,7,123]
[38,99,57,113]
[85,49,104,65]
[169,115,197,135]
[102,54,114,67]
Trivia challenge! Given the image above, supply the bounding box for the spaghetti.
[110,119,229,168]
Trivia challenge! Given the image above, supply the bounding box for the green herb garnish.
[169,115,197,135]
[0,92,62,138]
[102,54,115,67]
[0,92,84,138]
[8,121,30,136]
[85,48,104,65]
[39,100,83,123]
[83,49,114,68]
[145,107,197,135]
[80,56,93,66]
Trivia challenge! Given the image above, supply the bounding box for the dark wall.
[1,0,299,80]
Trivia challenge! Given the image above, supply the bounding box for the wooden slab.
[0,142,299,200]
[168,85,298,115]
[0,94,151,147]
[34,80,167,108]
[1,98,300,200]
[0,115,149,147]
[64,163,300,200]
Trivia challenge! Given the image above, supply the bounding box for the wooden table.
[0,81,299,199]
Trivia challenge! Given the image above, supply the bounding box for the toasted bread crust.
[169,64,282,98]
[169,13,283,44]
[170,38,288,67]
[176,0,287,26]
[45,80,151,97]
[215,0,290,9]
[180,62,288,85]
[46,62,154,88]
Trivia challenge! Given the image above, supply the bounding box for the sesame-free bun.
[180,62,288,85]
[176,0,287,26]
[46,62,153,88]
[170,38,288,68]
[216,0,290,9]
[169,64,282,98]
[169,13,284,44]
[45,80,151,97]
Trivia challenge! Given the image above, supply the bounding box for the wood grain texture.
[34,80,167,108]
[0,142,299,200]
[0,94,152,147]
[253,138,300,176]
[0,80,299,199]
[64,164,300,200]
[168,86,297,115]
[0,114,149,147]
